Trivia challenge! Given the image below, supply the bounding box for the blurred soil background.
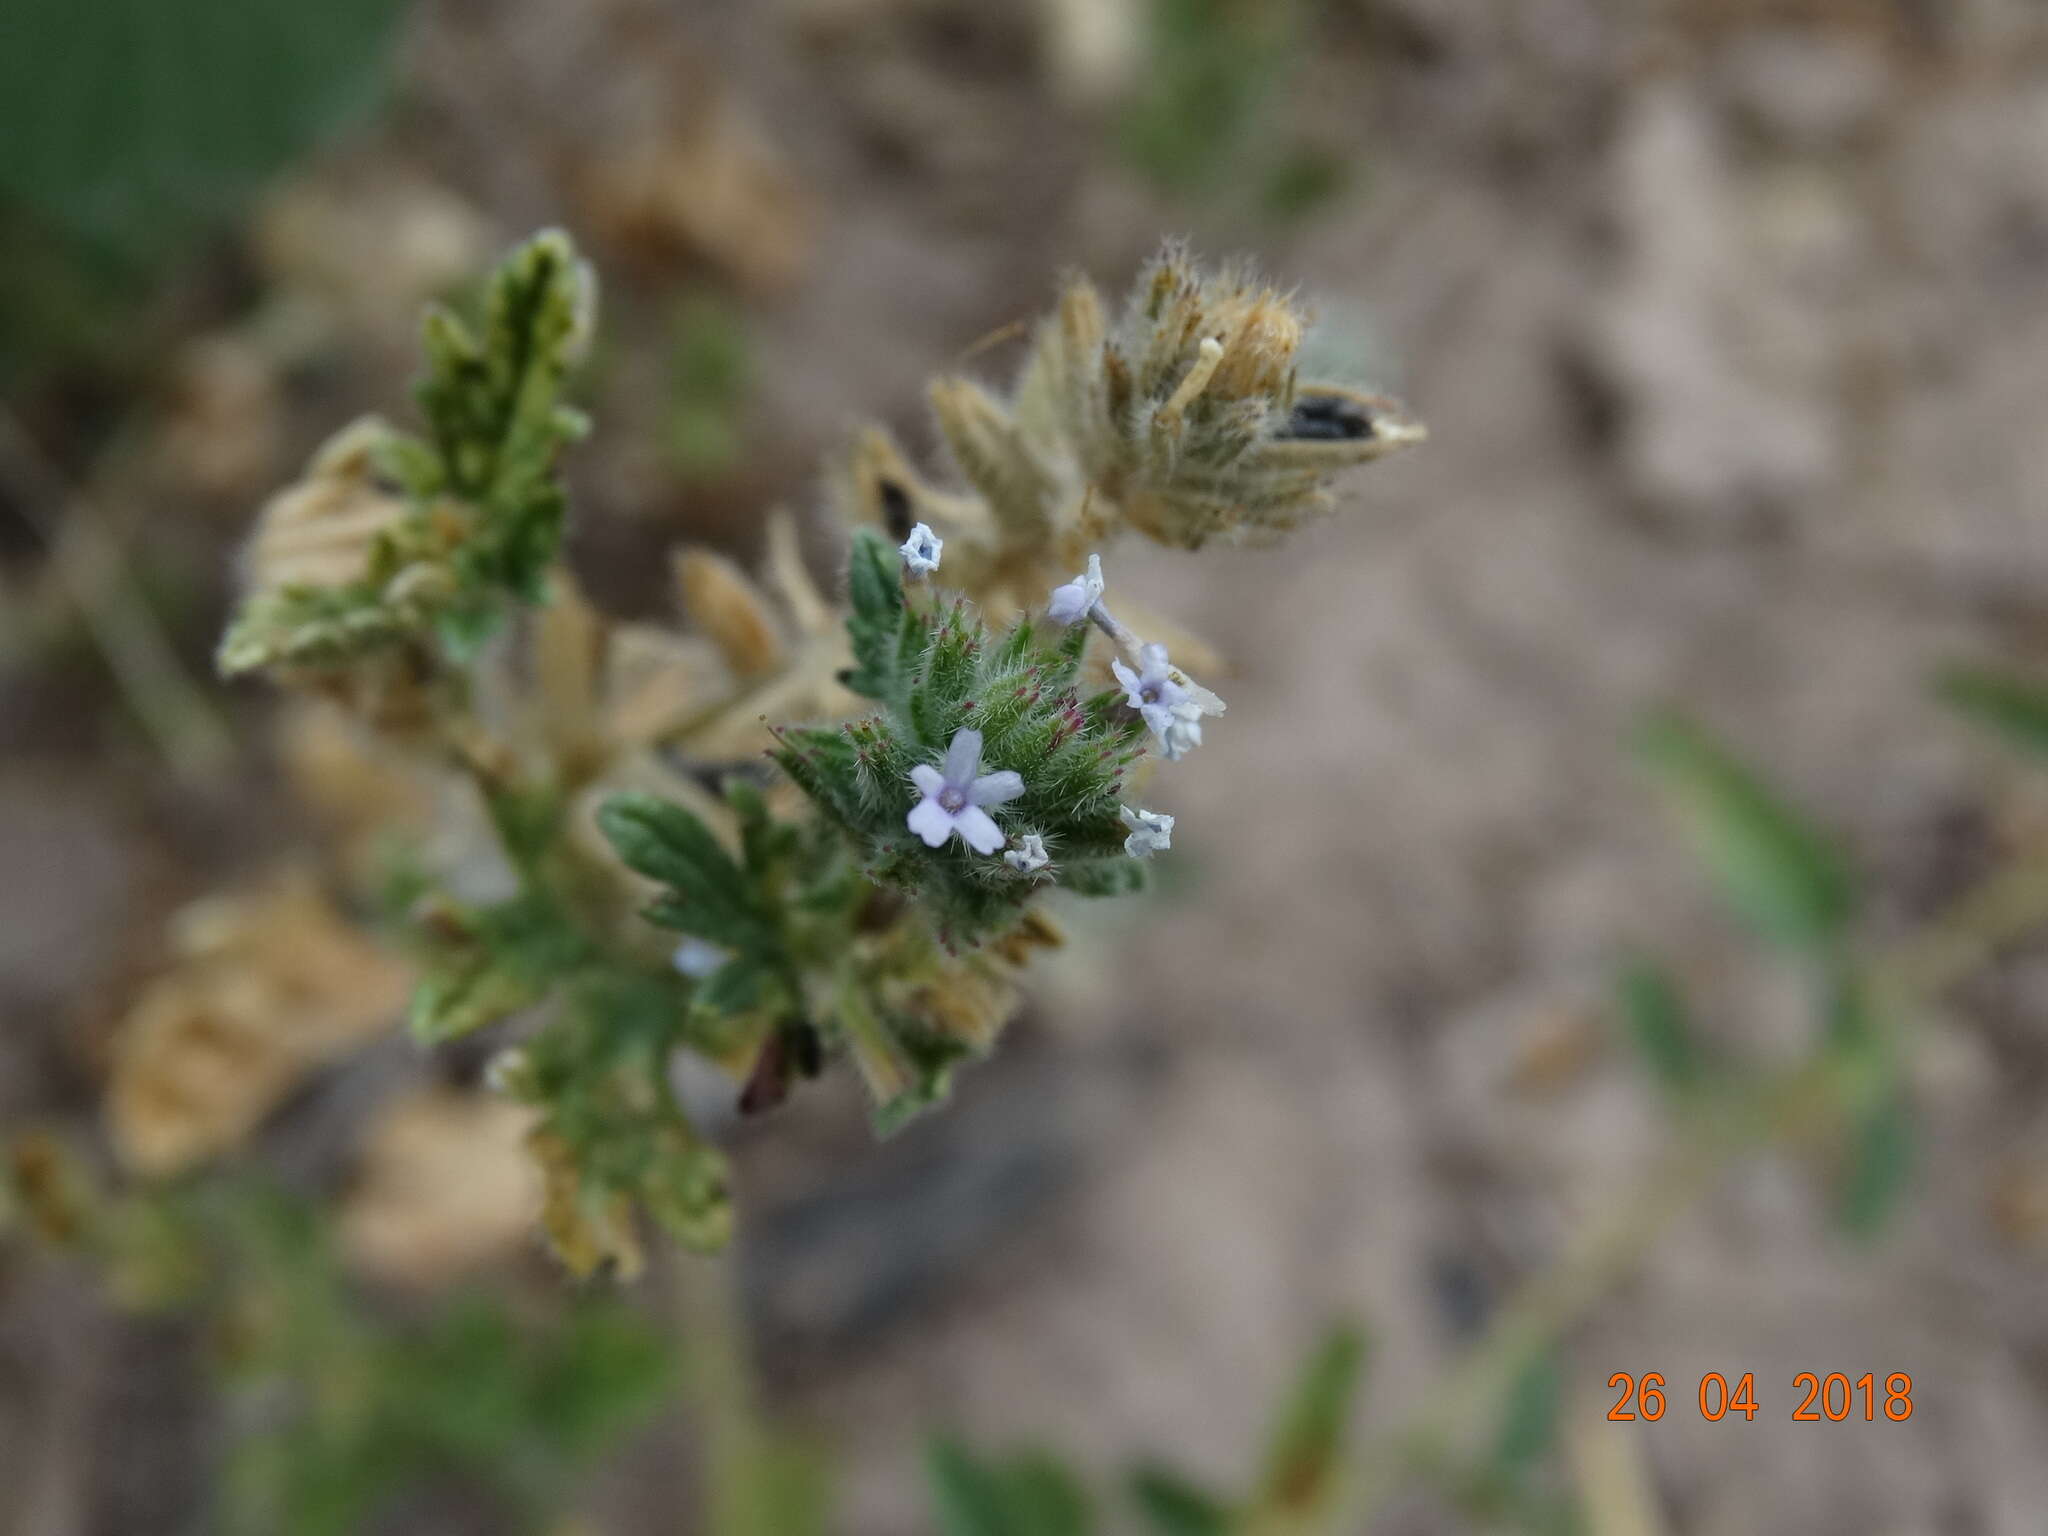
[7,1,2048,1532]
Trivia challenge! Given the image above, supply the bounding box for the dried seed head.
[1206,292,1304,402]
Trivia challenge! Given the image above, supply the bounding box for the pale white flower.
[1111,642,1226,761]
[1119,804,1174,858]
[1046,553,1105,623]
[908,728,1024,855]
[899,522,943,575]
[671,938,729,979]
[1003,833,1051,874]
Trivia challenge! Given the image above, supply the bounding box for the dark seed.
[878,478,914,539]
[789,1022,824,1078]
[1280,392,1375,442]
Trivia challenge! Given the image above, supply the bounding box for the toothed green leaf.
[845,528,907,700]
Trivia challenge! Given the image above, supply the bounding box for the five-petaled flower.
[1119,804,1174,858]
[1003,833,1050,874]
[1112,642,1226,761]
[908,728,1023,854]
[1046,553,1105,624]
[899,522,943,575]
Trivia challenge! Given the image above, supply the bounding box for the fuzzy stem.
[1086,600,1142,662]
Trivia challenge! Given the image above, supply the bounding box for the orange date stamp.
[1605,1371,1914,1423]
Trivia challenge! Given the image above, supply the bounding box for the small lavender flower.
[1120,804,1174,858]
[1003,833,1050,874]
[899,522,943,576]
[1046,553,1105,623]
[671,938,729,979]
[1111,642,1226,761]
[908,728,1024,855]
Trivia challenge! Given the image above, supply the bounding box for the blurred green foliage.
[1635,711,1856,954]
[0,0,409,387]
[929,1440,1094,1536]
[664,292,753,482]
[927,1323,1369,1536]
[219,229,593,675]
[0,0,408,253]
[102,1179,677,1536]
[1119,0,1353,223]
[1629,713,1926,1239]
[1614,956,1705,1100]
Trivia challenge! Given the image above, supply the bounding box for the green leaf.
[0,0,408,255]
[216,582,409,676]
[600,793,747,900]
[1635,712,1856,951]
[1614,957,1702,1098]
[727,777,799,875]
[928,1439,1018,1536]
[1838,1091,1914,1238]
[1128,1464,1232,1536]
[696,957,769,1016]
[844,528,907,700]
[410,953,543,1045]
[993,1453,1093,1536]
[1254,1322,1368,1516]
[1059,859,1148,899]
[926,1441,1092,1536]
[1937,664,2048,760]
[406,893,585,1045]
[1491,1350,1561,1477]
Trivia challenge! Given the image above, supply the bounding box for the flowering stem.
[1085,600,1140,660]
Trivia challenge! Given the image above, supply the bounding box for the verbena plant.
[15,229,2048,1533]
[215,230,1423,1277]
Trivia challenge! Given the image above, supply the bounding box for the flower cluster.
[209,230,1422,1266]
[763,529,1149,948]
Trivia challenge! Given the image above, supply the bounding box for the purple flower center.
[939,786,968,813]
[1140,684,1161,703]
